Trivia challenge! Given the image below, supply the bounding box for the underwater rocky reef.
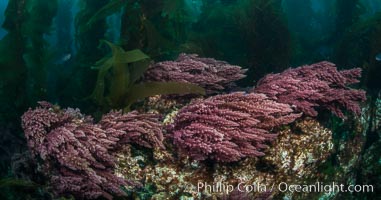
[0,0,381,200]
[19,56,368,199]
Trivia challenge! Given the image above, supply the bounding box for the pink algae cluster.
[21,102,162,199]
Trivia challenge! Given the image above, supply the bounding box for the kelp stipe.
[85,0,127,30]
[0,0,58,121]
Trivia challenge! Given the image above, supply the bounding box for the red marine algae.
[253,61,366,118]
[145,53,247,94]
[169,92,302,162]
[21,102,162,199]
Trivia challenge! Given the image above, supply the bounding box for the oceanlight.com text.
[278,182,374,193]
[197,181,374,195]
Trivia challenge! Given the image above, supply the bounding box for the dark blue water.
[0,0,380,199]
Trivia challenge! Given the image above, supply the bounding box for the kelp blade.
[118,49,150,63]
[88,58,113,104]
[102,40,150,63]
[86,0,127,28]
[128,59,151,85]
[89,40,150,105]
[0,178,38,188]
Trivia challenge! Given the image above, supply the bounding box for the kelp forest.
[0,0,380,199]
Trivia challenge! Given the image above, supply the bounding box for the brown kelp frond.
[89,41,205,111]
[124,81,206,109]
[85,0,128,30]
[89,40,150,108]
